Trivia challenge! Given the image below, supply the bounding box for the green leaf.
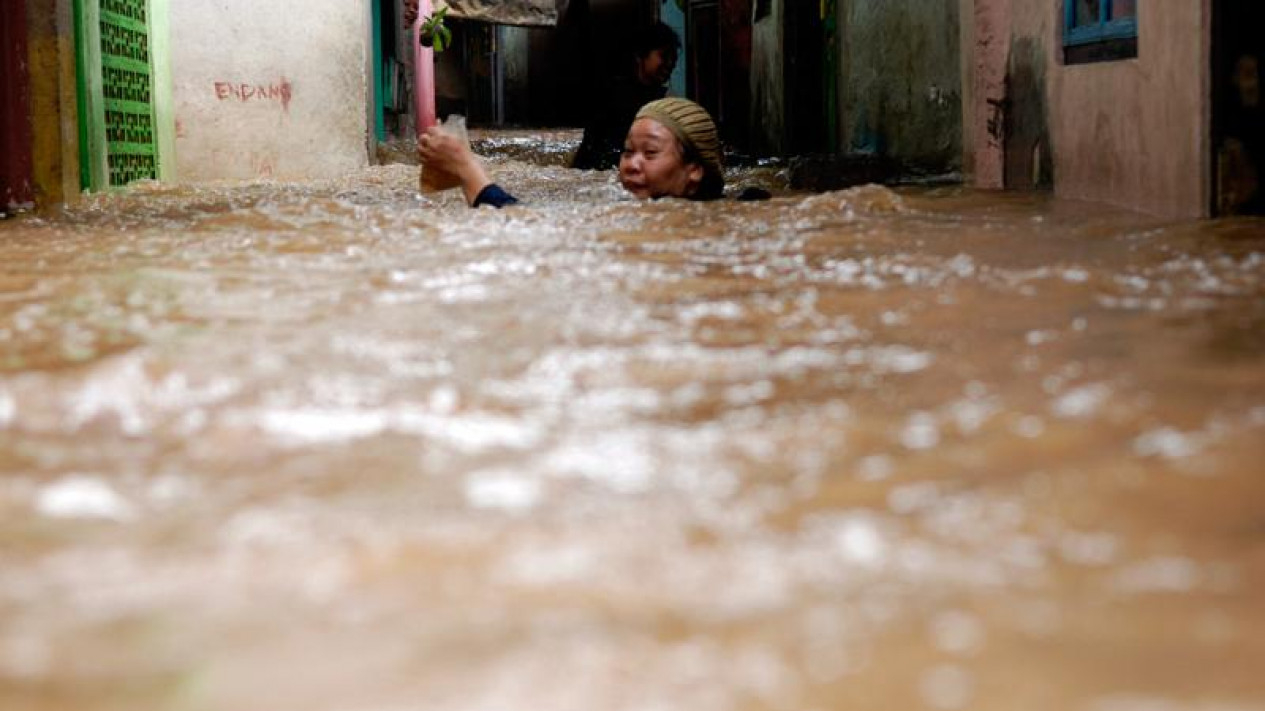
[420,8,452,53]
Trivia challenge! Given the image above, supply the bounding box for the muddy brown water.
[2,137,1264,711]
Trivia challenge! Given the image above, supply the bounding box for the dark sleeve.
[472,183,519,209]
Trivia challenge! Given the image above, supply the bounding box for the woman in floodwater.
[418,98,725,208]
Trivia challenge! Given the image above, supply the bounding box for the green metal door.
[74,0,169,190]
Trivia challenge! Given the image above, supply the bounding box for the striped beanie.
[635,98,723,184]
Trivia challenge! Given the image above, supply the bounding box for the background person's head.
[1234,55,1260,108]
[631,22,680,87]
[619,98,724,201]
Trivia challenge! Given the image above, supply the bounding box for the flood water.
[2,134,1264,711]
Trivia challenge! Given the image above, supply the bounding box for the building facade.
[964,0,1214,219]
[5,0,1259,219]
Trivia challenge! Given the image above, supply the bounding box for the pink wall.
[969,0,1010,189]
[968,0,1212,218]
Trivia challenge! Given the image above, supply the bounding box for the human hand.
[419,125,491,204]
[419,125,474,176]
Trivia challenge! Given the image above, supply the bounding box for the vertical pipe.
[413,0,436,137]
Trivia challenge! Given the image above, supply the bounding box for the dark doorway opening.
[1,0,34,214]
[492,0,657,128]
[684,0,751,151]
[686,0,721,126]
[1212,0,1265,215]
[784,0,826,155]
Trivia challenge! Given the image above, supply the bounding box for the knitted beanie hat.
[635,98,723,182]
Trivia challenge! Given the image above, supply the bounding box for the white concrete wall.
[170,0,370,181]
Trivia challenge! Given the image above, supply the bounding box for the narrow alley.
[2,2,1264,711]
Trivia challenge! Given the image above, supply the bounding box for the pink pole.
[413,0,437,137]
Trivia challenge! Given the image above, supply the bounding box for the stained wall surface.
[2,0,35,211]
[967,0,1211,218]
[836,0,962,171]
[169,1,370,181]
[749,0,785,155]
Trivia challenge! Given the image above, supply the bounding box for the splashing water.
[1,140,1264,711]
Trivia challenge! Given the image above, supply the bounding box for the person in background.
[571,22,681,171]
[403,0,422,25]
[420,97,724,207]
[1219,54,1263,214]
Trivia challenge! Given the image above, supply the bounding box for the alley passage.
[2,145,1264,711]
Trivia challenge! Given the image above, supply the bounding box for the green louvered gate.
[74,0,171,190]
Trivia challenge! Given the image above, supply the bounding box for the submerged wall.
[2,0,35,211]
[169,1,370,181]
[3,0,79,211]
[749,0,785,155]
[967,0,1211,218]
[837,0,962,171]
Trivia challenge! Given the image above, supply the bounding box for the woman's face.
[619,118,703,200]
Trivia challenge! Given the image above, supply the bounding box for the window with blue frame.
[1064,0,1138,64]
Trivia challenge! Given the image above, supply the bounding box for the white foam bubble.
[36,476,135,522]
[0,387,13,427]
[919,664,974,710]
[1052,383,1111,419]
[1133,427,1201,459]
[901,412,941,450]
[465,471,543,514]
[930,610,985,656]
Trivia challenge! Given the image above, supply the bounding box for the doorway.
[784,0,826,155]
[1212,0,1265,215]
[684,0,751,150]
[1,0,34,213]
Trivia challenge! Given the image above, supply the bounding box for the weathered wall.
[749,0,784,155]
[966,0,1011,188]
[170,1,370,181]
[2,0,79,211]
[959,0,977,178]
[968,0,1211,218]
[837,0,962,170]
[502,25,531,123]
[2,0,35,210]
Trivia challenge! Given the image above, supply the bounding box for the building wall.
[2,0,35,211]
[169,0,370,181]
[967,0,1211,218]
[836,0,962,170]
[2,0,80,211]
[502,25,531,124]
[959,0,978,179]
[749,0,784,155]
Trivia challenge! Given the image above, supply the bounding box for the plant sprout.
[419,7,452,53]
